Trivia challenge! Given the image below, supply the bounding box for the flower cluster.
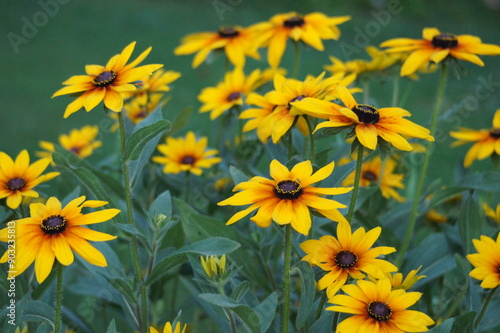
[3,6,500,333]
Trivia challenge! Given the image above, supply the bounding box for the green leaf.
[459,171,500,192]
[170,106,193,134]
[175,198,270,287]
[105,319,117,333]
[149,189,173,218]
[105,277,137,304]
[231,280,250,302]
[427,317,454,333]
[229,165,250,185]
[146,237,240,285]
[254,292,278,333]
[457,192,483,254]
[293,261,316,329]
[125,119,170,161]
[52,152,123,224]
[451,311,476,333]
[199,293,261,333]
[20,300,55,329]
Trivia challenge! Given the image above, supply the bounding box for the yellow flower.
[328,278,434,333]
[37,125,102,161]
[385,266,426,291]
[380,27,500,76]
[124,68,181,105]
[174,25,260,68]
[150,322,187,333]
[218,159,352,235]
[301,220,397,297]
[425,209,448,224]
[200,254,226,279]
[342,156,405,202]
[450,108,500,167]
[126,93,167,124]
[254,12,350,68]
[467,233,500,289]
[0,150,59,209]
[152,131,221,176]
[52,42,163,118]
[198,67,267,120]
[0,196,119,283]
[296,85,434,151]
[246,72,338,144]
[483,203,500,224]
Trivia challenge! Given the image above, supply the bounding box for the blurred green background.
[1,0,500,186]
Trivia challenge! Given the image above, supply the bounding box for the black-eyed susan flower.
[380,27,500,77]
[174,25,260,68]
[296,85,434,151]
[240,92,275,134]
[218,159,352,235]
[342,156,405,202]
[247,72,338,143]
[37,125,102,161]
[150,322,187,333]
[483,203,500,224]
[450,108,500,167]
[198,67,266,120]
[0,150,59,209]
[253,12,350,68]
[425,209,448,224]
[200,254,227,279]
[301,220,397,297]
[328,278,435,333]
[53,42,163,118]
[467,233,500,289]
[0,196,119,283]
[124,68,181,105]
[384,266,426,291]
[152,131,221,176]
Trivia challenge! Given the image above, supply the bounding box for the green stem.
[218,284,237,333]
[441,282,467,321]
[391,71,400,107]
[183,171,191,202]
[347,146,364,222]
[396,64,448,267]
[118,112,148,333]
[282,225,292,333]
[474,287,498,330]
[305,116,316,163]
[292,41,300,79]
[314,291,327,321]
[54,263,63,333]
[332,311,340,332]
[287,131,294,159]
[362,79,370,104]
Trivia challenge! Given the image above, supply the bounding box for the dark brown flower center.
[41,215,67,235]
[367,301,392,321]
[362,171,378,182]
[218,27,239,38]
[431,33,458,49]
[7,177,26,191]
[335,250,358,268]
[284,16,305,28]
[227,92,241,102]
[490,128,500,138]
[352,104,380,124]
[274,180,303,199]
[70,147,82,155]
[287,95,306,109]
[92,70,117,87]
[181,155,196,165]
